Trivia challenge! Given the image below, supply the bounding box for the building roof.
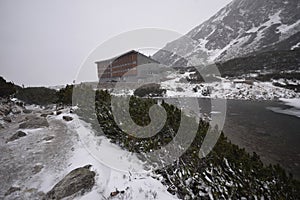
[95,50,159,64]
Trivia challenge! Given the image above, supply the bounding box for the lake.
[162,97,300,179]
[223,99,300,179]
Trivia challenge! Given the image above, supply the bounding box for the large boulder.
[19,117,49,129]
[6,131,27,142]
[44,165,95,200]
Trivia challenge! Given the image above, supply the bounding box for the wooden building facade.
[96,50,159,82]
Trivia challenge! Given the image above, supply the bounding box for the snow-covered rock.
[160,72,300,100]
[44,165,96,200]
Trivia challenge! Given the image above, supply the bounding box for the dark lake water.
[223,99,300,179]
[162,98,300,179]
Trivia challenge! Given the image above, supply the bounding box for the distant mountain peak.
[153,0,300,67]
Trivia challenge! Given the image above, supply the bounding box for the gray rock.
[12,109,21,114]
[62,116,73,122]
[23,109,32,114]
[19,117,49,129]
[56,111,62,115]
[43,136,54,141]
[32,164,44,174]
[41,111,54,117]
[153,0,300,66]
[0,104,11,116]
[5,186,21,196]
[6,131,27,142]
[11,105,23,114]
[3,116,12,123]
[44,165,95,200]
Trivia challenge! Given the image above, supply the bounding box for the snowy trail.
[0,107,177,200]
[63,113,178,200]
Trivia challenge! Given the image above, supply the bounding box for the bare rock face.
[44,165,95,200]
[19,117,49,129]
[6,131,27,142]
[153,0,300,66]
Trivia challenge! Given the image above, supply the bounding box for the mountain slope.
[153,0,300,67]
[217,49,300,77]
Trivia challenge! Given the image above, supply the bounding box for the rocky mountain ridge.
[153,0,300,67]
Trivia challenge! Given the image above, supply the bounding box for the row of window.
[111,61,137,68]
[101,69,136,76]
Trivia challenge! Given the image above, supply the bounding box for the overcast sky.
[0,0,232,87]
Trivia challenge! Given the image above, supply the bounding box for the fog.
[0,0,231,86]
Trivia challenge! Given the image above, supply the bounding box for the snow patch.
[160,73,300,100]
[291,42,300,50]
[267,98,300,118]
[246,11,281,34]
[66,115,178,200]
[279,98,300,109]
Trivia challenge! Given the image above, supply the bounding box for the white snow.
[160,72,300,100]
[246,11,281,34]
[273,78,300,86]
[277,19,300,40]
[267,106,300,118]
[267,98,300,118]
[106,72,299,102]
[291,42,300,50]
[59,114,178,200]
[279,98,300,109]
[24,104,42,111]
[0,105,178,199]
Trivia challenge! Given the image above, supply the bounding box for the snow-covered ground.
[64,114,178,200]
[160,72,300,100]
[0,106,177,199]
[280,98,300,109]
[110,72,299,101]
[272,78,300,86]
